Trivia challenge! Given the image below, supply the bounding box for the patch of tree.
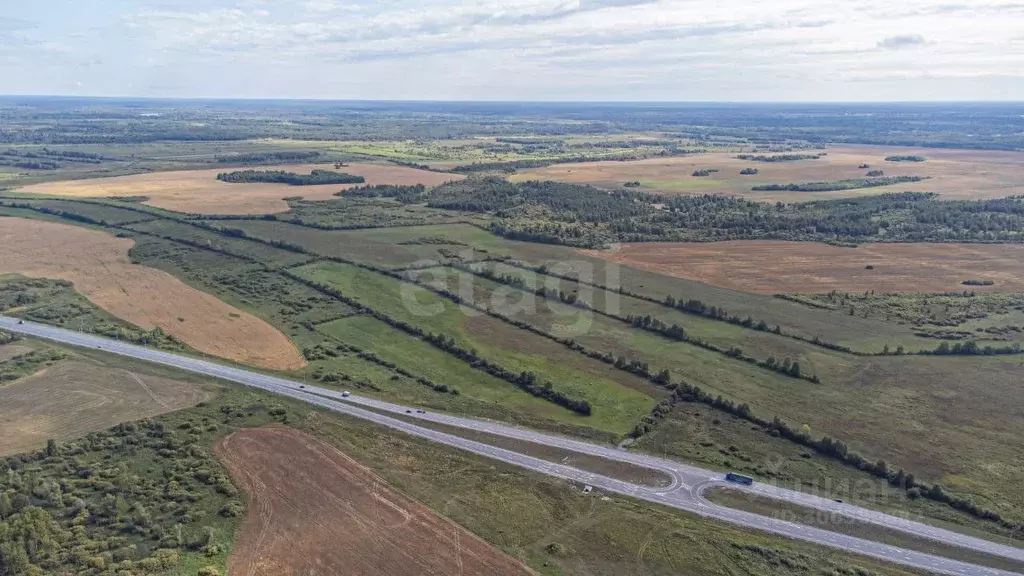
[215,151,321,164]
[0,405,277,575]
[623,180,641,187]
[692,169,719,177]
[858,164,871,169]
[0,330,20,345]
[451,159,557,174]
[339,183,426,202]
[735,154,820,162]
[751,176,926,192]
[739,168,759,175]
[885,155,927,162]
[866,170,884,177]
[962,279,995,286]
[926,340,1021,356]
[215,169,365,186]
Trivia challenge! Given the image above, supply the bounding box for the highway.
[2,316,1022,576]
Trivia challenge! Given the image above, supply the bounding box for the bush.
[198,567,221,576]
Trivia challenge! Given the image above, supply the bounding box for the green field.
[125,218,313,269]
[292,260,660,436]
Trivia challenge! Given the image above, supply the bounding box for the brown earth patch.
[513,145,1024,202]
[581,241,1024,293]
[216,426,534,576]
[16,162,463,214]
[0,343,34,362]
[0,217,305,369]
[0,358,211,456]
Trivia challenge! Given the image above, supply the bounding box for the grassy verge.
[705,488,1024,574]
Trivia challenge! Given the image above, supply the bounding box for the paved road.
[2,316,1021,576]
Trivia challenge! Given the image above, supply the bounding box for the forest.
[215,169,365,186]
[750,176,927,192]
[405,178,1024,247]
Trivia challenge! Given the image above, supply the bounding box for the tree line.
[215,169,365,186]
[751,176,926,192]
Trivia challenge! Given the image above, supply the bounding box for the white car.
[341,391,351,398]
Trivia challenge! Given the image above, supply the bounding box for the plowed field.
[17,162,463,214]
[216,426,534,576]
[582,241,1024,293]
[0,217,305,369]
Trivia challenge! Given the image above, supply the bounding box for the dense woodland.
[402,178,1024,247]
[750,176,926,192]
[215,169,364,186]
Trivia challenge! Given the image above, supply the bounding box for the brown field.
[513,145,1024,202]
[0,358,211,456]
[216,426,534,576]
[0,217,305,369]
[0,343,34,362]
[16,162,463,214]
[581,241,1024,293]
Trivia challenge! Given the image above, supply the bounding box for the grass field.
[583,241,1024,294]
[0,346,213,456]
[512,145,1024,202]
[292,260,660,436]
[223,220,522,267]
[0,216,304,369]
[16,162,463,214]
[216,426,534,576]
[125,218,313,269]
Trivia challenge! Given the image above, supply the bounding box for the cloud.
[877,34,927,49]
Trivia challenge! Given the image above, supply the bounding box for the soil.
[581,240,1024,294]
[17,162,463,214]
[513,145,1024,202]
[0,358,211,456]
[216,426,535,576]
[0,217,305,369]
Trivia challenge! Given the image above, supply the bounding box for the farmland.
[512,146,1024,202]
[216,426,534,576]
[16,162,463,214]
[0,217,305,370]
[583,241,1024,294]
[0,351,213,456]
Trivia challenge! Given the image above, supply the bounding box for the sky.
[1,0,1023,101]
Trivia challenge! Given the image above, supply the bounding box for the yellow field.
[513,145,1024,202]
[16,162,463,214]
[0,217,305,370]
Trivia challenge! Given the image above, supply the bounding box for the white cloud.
[1,0,1022,100]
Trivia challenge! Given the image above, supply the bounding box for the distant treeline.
[751,176,927,192]
[216,169,364,186]
[885,155,927,162]
[215,151,322,164]
[417,178,1024,247]
[735,154,820,162]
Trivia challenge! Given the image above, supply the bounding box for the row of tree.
[215,169,365,186]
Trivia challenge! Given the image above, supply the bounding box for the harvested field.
[216,426,534,576]
[0,358,211,455]
[513,145,1024,202]
[0,343,34,362]
[582,241,1024,293]
[0,217,305,369]
[16,162,463,214]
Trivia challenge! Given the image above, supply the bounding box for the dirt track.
[0,217,305,370]
[216,426,534,576]
[17,162,462,214]
[582,241,1024,293]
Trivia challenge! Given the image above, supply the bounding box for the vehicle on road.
[17,320,23,324]
[341,391,350,398]
[725,472,754,486]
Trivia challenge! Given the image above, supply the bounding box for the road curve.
[2,316,1021,576]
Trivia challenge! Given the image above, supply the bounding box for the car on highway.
[725,472,754,486]
[341,391,351,398]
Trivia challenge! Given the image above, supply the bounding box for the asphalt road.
[2,316,1021,576]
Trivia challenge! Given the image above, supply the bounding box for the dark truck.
[725,472,754,486]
